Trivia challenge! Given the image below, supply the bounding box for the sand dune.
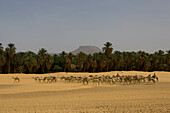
[0,71,170,113]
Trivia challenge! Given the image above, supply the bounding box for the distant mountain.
[71,46,102,55]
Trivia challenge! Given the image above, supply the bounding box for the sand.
[0,71,170,113]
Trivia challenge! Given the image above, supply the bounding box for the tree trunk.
[7,58,10,73]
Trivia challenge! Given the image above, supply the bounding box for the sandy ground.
[0,71,170,113]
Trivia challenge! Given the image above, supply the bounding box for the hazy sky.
[0,0,170,53]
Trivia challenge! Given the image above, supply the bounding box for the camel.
[12,77,20,83]
[152,73,159,82]
[92,77,100,85]
[82,77,89,85]
[32,77,39,83]
[145,74,156,84]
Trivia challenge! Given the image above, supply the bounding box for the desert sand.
[0,71,170,113]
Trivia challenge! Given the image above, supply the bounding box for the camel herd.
[32,76,57,83]
[12,73,158,85]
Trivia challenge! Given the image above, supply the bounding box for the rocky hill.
[71,46,102,55]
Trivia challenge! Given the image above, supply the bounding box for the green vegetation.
[0,42,169,74]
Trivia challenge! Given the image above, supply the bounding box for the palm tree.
[122,51,136,71]
[0,43,3,54]
[68,52,74,61]
[24,54,37,73]
[99,59,106,72]
[38,48,47,62]
[59,51,68,71]
[46,54,54,72]
[0,43,5,73]
[113,51,123,70]
[77,52,87,72]
[52,65,62,72]
[92,59,98,72]
[91,54,100,72]
[0,54,5,73]
[106,58,113,72]
[5,43,16,73]
[64,57,70,72]
[149,54,158,71]
[38,48,47,73]
[97,53,106,72]
[64,53,74,72]
[143,54,151,71]
[166,50,170,54]
[136,51,147,71]
[17,66,24,73]
[34,55,41,73]
[13,54,22,73]
[14,52,25,72]
[123,52,128,71]
[157,50,165,71]
[129,52,136,70]
[102,42,114,72]
[102,42,113,58]
[165,50,170,71]
[83,54,93,72]
[60,51,67,58]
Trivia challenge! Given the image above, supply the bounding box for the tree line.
[0,42,169,74]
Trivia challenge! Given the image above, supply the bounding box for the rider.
[152,73,156,78]
[116,73,120,77]
[148,74,151,78]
